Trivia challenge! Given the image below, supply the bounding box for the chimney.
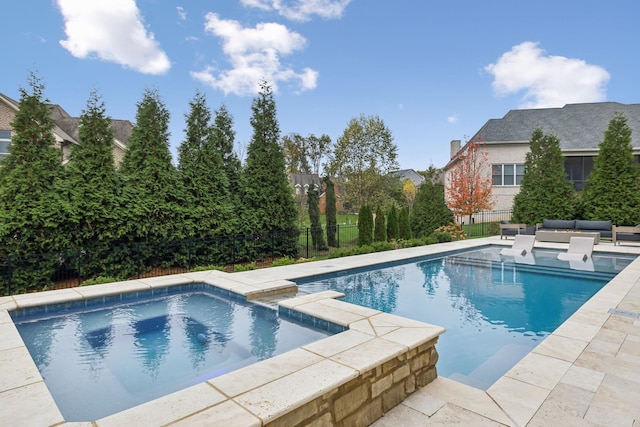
[450,140,461,159]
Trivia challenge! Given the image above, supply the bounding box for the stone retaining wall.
[266,338,439,427]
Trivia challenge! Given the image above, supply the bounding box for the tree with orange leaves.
[445,138,494,235]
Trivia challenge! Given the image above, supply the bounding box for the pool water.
[297,246,635,389]
[12,289,333,421]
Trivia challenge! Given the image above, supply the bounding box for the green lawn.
[300,213,358,228]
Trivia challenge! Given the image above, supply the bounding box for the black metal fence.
[1,212,515,296]
[0,224,360,296]
[455,209,513,236]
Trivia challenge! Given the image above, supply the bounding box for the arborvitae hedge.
[374,206,386,242]
[64,91,128,279]
[0,75,69,292]
[212,104,243,231]
[398,206,412,240]
[119,89,187,272]
[242,81,298,257]
[178,91,233,239]
[410,180,453,238]
[308,183,327,250]
[358,205,373,246]
[324,176,337,247]
[512,129,575,224]
[582,114,640,225]
[386,204,399,241]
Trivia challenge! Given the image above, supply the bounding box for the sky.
[3,0,639,171]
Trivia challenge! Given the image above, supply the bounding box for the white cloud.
[56,0,171,75]
[241,0,351,22]
[177,6,187,21]
[191,13,318,95]
[447,115,458,124]
[485,41,610,108]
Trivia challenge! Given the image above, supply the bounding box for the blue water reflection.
[14,291,331,421]
[298,246,634,389]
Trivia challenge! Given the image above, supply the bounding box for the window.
[563,156,593,191]
[492,164,524,186]
[0,130,10,159]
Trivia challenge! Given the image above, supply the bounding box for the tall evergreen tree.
[62,91,128,279]
[324,176,338,247]
[120,89,185,246]
[410,180,454,238]
[512,129,575,224]
[242,81,298,255]
[65,90,122,245]
[178,91,233,238]
[398,206,411,240]
[357,205,373,246]
[374,206,386,242]
[582,114,640,225]
[307,183,327,250]
[386,204,399,241]
[212,103,243,231]
[0,74,68,291]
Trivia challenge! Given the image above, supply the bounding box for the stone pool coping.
[1,237,639,426]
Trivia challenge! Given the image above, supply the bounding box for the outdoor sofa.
[535,219,613,239]
[499,221,527,239]
[612,225,640,245]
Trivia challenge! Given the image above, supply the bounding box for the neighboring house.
[391,169,425,187]
[0,92,131,165]
[289,173,321,196]
[288,173,345,215]
[445,102,640,211]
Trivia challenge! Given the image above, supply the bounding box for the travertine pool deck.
[1,237,639,426]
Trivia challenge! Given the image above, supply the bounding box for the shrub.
[430,231,453,243]
[271,256,297,266]
[374,206,386,242]
[487,222,500,235]
[371,241,394,252]
[80,276,118,286]
[190,265,225,272]
[433,223,466,241]
[233,262,256,272]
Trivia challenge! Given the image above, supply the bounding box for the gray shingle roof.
[289,173,321,189]
[470,102,640,150]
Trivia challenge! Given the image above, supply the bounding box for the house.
[445,102,640,211]
[0,92,131,165]
[289,173,321,196]
[390,169,425,187]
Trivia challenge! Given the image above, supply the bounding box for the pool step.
[447,343,533,390]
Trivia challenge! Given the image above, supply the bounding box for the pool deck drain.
[1,237,640,426]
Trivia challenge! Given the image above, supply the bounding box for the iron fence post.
[76,248,81,286]
[271,230,275,261]
[306,228,310,258]
[232,234,236,266]
[7,256,11,296]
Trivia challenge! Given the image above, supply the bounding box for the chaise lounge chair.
[557,236,595,261]
[500,234,536,256]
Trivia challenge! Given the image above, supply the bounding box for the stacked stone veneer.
[260,291,444,427]
[265,338,439,427]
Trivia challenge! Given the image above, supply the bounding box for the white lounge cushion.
[557,236,595,262]
[500,235,535,256]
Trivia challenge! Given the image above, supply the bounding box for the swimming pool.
[296,246,636,389]
[11,284,334,421]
